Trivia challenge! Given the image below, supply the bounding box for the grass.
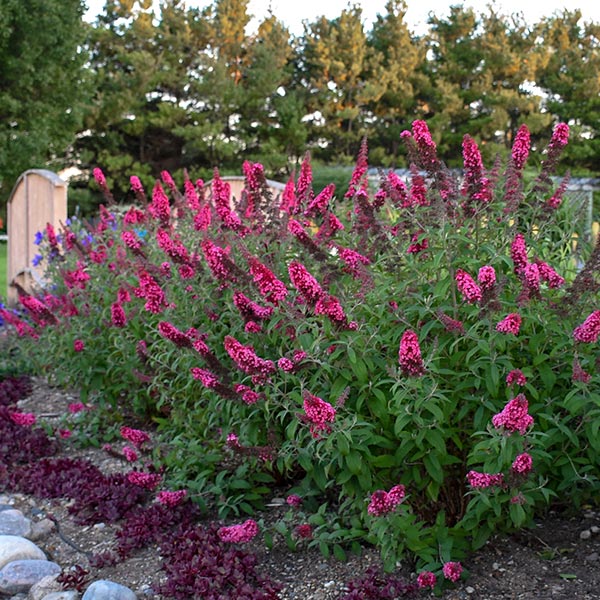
[0,242,6,304]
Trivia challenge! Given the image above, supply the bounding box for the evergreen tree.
[367,0,426,165]
[535,10,600,172]
[0,0,88,205]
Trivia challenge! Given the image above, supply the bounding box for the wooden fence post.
[6,169,67,306]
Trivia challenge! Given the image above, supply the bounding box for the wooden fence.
[5,169,67,306]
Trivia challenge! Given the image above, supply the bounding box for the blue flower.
[32,254,43,267]
[34,231,44,245]
[134,228,148,239]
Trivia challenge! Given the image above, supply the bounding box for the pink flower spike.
[511,124,531,170]
[127,471,163,490]
[217,519,259,543]
[302,391,336,438]
[477,265,496,290]
[512,452,533,475]
[496,313,522,335]
[506,369,527,387]
[573,311,600,343]
[120,426,150,448]
[295,524,313,539]
[443,561,463,583]
[417,571,437,590]
[367,484,406,516]
[492,394,534,435]
[466,470,504,489]
[572,357,591,383]
[398,329,425,377]
[510,234,528,274]
[73,339,85,352]
[122,446,138,462]
[9,412,36,426]
[286,494,302,507]
[455,269,482,304]
[157,490,187,507]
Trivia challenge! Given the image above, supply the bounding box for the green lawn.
[0,242,6,304]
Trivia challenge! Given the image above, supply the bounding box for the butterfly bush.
[9,119,600,585]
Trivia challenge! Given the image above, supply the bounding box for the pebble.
[0,510,32,538]
[0,536,46,570]
[579,530,592,540]
[0,559,61,595]
[591,525,599,534]
[28,574,62,600]
[41,592,80,600]
[82,580,137,600]
[585,552,599,562]
[0,505,14,513]
[28,519,55,542]
[466,586,475,594]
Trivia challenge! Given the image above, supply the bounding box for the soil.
[9,377,600,600]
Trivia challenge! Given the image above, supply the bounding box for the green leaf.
[346,452,363,475]
[333,544,347,561]
[424,453,444,484]
[319,541,331,558]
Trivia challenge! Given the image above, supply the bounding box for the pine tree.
[0,0,88,204]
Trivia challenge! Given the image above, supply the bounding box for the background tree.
[300,7,378,161]
[366,0,426,166]
[0,0,88,210]
[535,10,600,172]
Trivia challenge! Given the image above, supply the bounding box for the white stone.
[41,593,79,600]
[28,520,55,543]
[27,574,60,600]
[580,529,592,540]
[0,537,46,570]
[0,560,61,595]
[81,580,137,600]
[0,510,32,538]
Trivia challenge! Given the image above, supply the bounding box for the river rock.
[27,574,61,600]
[41,593,80,600]
[28,519,55,542]
[0,537,46,570]
[0,510,32,538]
[0,559,61,595]
[82,580,137,600]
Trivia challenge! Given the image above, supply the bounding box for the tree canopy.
[1,0,599,213]
[0,0,88,201]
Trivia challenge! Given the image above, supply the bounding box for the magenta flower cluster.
[477,265,496,290]
[224,335,275,377]
[496,313,522,335]
[511,452,533,475]
[156,490,187,507]
[398,329,425,377]
[466,470,504,489]
[288,260,323,305]
[442,561,463,582]
[506,369,527,386]
[302,391,336,438]
[120,426,150,448]
[217,519,259,543]
[492,394,534,435]
[417,571,436,589]
[573,310,600,343]
[367,484,406,516]
[455,269,482,304]
[248,257,288,305]
[127,471,162,490]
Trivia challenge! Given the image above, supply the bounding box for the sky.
[84,0,600,34]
